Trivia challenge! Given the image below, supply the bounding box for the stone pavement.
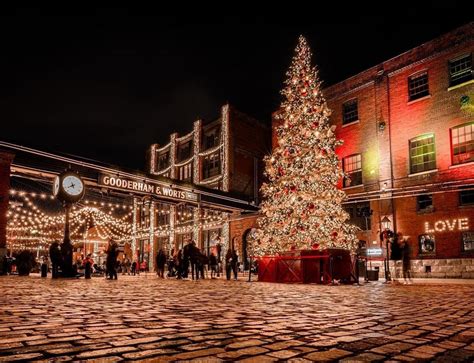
[0,274,473,362]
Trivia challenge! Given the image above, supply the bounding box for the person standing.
[231,249,239,280]
[83,254,94,279]
[225,249,233,280]
[402,238,413,285]
[209,252,218,279]
[156,249,166,278]
[49,241,61,278]
[106,239,118,280]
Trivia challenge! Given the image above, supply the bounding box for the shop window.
[449,53,472,87]
[460,189,474,206]
[408,72,429,100]
[202,229,222,257]
[342,99,358,125]
[419,234,435,255]
[451,123,474,165]
[343,154,362,187]
[462,231,474,252]
[156,204,170,225]
[417,194,433,213]
[409,134,436,174]
[203,153,221,179]
[176,205,193,224]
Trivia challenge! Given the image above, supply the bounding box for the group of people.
[159,240,240,281]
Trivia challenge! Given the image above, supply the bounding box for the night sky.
[1,6,472,172]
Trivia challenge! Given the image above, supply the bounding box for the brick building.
[145,104,270,265]
[314,23,473,277]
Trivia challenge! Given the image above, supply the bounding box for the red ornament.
[312,243,320,250]
[308,203,315,210]
[332,231,338,238]
[290,185,297,192]
[278,167,285,176]
[321,149,327,156]
[290,245,296,251]
[311,122,319,129]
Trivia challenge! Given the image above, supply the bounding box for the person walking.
[131,260,137,276]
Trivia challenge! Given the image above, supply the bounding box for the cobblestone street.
[0,275,473,362]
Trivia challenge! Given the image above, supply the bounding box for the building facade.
[141,104,270,267]
[319,23,473,277]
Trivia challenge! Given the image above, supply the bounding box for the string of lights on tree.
[253,36,359,256]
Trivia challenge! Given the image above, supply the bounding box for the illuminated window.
[460,189,474,206]
[417,194,433,213]
[156,204,170,225]
[451,123,473,165]
[409,135,436,174]
[343,154,362,187]
[342,99,358,125]
[203,153,221,179]
[462,231,474,252]
[408,72,429,100]
[449,53,472,87]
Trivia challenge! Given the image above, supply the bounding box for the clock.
[53,170,85,203]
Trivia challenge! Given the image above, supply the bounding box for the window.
[343,154,362,187]
[203,153,221,179]
[343,202,371,230]
[417,194,433,213]
[177,140,193,161]
[419,234,435,255]
[409,135,436,174]
[460,189,474,206]
[157,152,170,171]
[343,99,358,125]
[462,231,474,252]
[451,123,474,165]
[178,163,192,182]
[449,54,472,87]
[203,127,221,149]
[156,204,170,225]
[408,72,429,100]
[176,205,194,224]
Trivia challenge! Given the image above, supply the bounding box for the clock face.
[53,176,60,196]
[62,175,84,196]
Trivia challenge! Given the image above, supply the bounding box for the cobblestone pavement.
[0,275,473,362]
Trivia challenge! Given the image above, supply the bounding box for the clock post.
[53,170,85,277]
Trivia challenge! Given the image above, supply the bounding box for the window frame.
[450,122,474,166]
[409,134,436,175]
[408,71,429,101]
[449,53,473,87]
[342,98,359,125]
[416,194,433,213]
[343,153,362,188]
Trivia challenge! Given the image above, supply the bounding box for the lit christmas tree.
[254,36,358,256]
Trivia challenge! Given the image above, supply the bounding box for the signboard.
[367,248,383,257]
[99,174,198,202]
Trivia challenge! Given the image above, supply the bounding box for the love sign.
[424,218,469,233]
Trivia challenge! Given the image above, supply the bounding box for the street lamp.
[381,216,391,230]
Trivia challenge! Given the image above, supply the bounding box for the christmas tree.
[254,36,358,256]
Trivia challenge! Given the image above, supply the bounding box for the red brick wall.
[229,214,259,260]
[395,193,474,259]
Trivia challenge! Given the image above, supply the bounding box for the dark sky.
[1,5,472,171]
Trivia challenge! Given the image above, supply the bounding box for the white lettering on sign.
[99,174,197,201]
[424,218,470,233]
